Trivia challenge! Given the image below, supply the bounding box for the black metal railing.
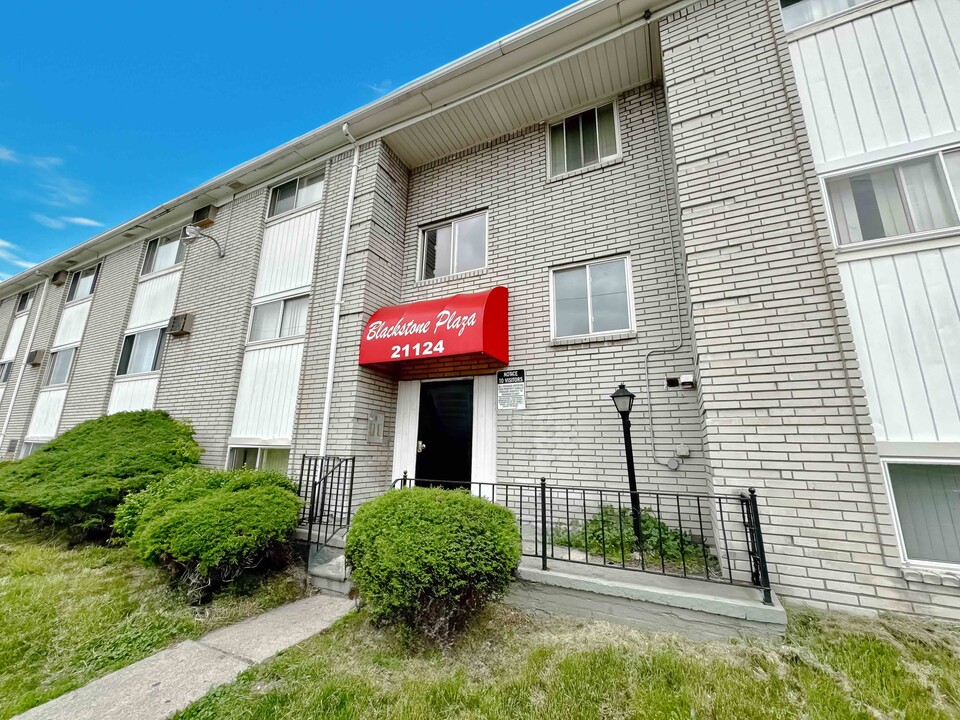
[394,474,773,605]
[297,455,356,548]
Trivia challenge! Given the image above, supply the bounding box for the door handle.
[417,440,426,454]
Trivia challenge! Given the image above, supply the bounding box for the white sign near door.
[497,369,525,410]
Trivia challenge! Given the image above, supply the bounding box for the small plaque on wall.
[367,413,384,444]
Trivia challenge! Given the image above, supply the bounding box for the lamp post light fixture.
[182,225,226,259]
[611,383,644,553]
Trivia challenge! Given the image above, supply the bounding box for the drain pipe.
[0,274,51,452]
[318,123,360,457]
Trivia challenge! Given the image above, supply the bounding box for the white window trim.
[14,289,35,317]
[141,234,186,277]
[116,326,167,378]
[65,263,102,305]
[881,456,960,572]
[246,292,310,346]
[824,143,960,252]
[266,171,325,222]
[548,254,636,341]
[225,444,292,469]
[545,97,623,181]
[415,210,489,283]
[139,262,184,284]
[44,344,79,388]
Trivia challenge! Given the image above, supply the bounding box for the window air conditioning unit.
[167,313,194,337]
[50,270,69,287]
[191,205,218,229]
[26,349,44,366]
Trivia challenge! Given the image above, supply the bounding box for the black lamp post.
[611,383,643,553]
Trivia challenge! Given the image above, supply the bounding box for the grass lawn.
[0,513,309,719]
[176,604,960,719]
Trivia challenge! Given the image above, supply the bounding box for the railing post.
[540,477,548,571]
[748,488,773,606]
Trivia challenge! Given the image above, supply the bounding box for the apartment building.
[1,0,957,620]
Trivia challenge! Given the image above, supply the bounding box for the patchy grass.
[176,603,960,719]
[0,514,309,719]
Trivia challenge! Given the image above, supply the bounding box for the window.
[117,328,165,376]
[249,295,309,342]
[549,102,619,177]
[19,442,40,459]
[268,170,324,218]
[780,0,874,31]
[887,462,960,566]
[826,149,960,246]
[0,362,10,383]
[66,264,100,303]
[15,291,33,315]
[552,257,633,338]
[228,447,290,474]
[420,213,487,280]
[142,234,184,275]
[45,347,76,386]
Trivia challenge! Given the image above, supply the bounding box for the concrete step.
[307,547,354,598]
[506,557,786,641]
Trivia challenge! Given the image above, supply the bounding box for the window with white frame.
[780,0,874,31]
[44,347,76,386]
[0,362,11,383]
[552,257,633,338]
[887,462,960,566]
[420,212,487,281]
[268,170,324,218]
[15,290,33,315]
[19,441,41,459]
[549,102,619,178]
[249,295,309,343]
[117,328,166,376]
[228,446,291,474]
[66,264,100,303]
[826,148,960,246]
[142,234,184,275]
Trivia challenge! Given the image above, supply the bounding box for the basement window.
[886,462,960,567]
[228,447,291,474]
[268,170,325,218]
[548,102,619,178]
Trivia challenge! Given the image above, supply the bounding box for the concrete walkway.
[15,593,354,720]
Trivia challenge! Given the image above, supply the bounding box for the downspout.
[318,123,360,457]
[0,275,51,452]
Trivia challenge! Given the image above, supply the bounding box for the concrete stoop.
[506,558,786,641]
[305,531,354,597]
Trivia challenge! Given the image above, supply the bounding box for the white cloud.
[30,156,63,170]
[61,216,103,227]
[0,239,35,271]
[32,213,66,229]
[0,146,18,163]
[366,80,393,97]
[37,176,89,207]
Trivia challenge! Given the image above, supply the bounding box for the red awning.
[359,286,508,367]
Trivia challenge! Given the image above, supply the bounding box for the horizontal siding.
[1,315,27,362]
[107,376,158,414]
[840,242,960,443]
[789,0,960,167]
[127,270,181,330]
[52,300,91,348]
[230,342,303,442]
[254,210,320,299]
[26,387,67,440]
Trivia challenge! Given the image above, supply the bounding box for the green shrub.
[116,466,301,603]
[0,411,201,536]
[345,487,521,642]
[553,505,717,574]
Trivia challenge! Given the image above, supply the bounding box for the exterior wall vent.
[50,270,69,287]
[26,349,44,366]
[191,205,218,229]
[167,313,194,337]
[6,440,17,454]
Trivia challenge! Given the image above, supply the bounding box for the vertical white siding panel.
[797,35,848,162]
[53,300,91,348]
[915,0,960,126]
[818,30,865,157]
[26,388,67,440]
[128,270,181,329]
[254,209,320,299]
[471,375,497,498]
[834,23,887,153]
[840,263,887,440]
[107,376,159,414]
[847,260,912,439]
[893,3,954,137]
[872,11,932,141]
[230,342,304,441]
[392,381,420,480]
[1,315,27,363]
[872,256,938,440]
[790,42,826,164]
[854,19,910,149]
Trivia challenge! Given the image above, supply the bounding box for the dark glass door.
[415,380,473,487]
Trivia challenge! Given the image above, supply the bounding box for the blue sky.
[0,0,568,280]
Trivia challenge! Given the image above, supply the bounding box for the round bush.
[116,466,301,602]
[345,487,521,641]
[0,410,201,536]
